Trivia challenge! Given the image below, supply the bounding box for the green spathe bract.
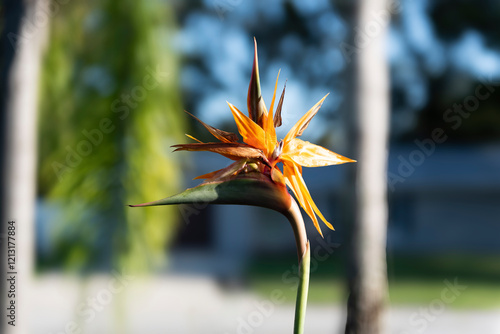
[130,173,291,214]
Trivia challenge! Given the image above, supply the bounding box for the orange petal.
[271,166,286,186]
[184,111,239,143]
[283,162,334,235]
[185,134,203,143]
[283,163,323,236]
[263,71,280,149]
[194,169,222,180]
[269,69,280,119]
[172,142,265,161]
[227,102,268,153]
[284,93,329,143]
[281,138,356,167]
[194,159,249,181]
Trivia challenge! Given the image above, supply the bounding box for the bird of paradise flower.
[130,38,355,334]
[171,41,355,237]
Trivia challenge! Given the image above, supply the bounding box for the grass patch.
[387,280,500,309]
[250,277,345,305]
[247,253,500,309]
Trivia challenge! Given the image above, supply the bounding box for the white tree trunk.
[1,0,48,333]
[343,0,390,333]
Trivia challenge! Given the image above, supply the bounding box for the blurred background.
[1,0,500,333]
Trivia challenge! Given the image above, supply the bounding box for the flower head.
[173,39,355,236]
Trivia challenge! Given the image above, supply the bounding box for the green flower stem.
[284,199,310,334]
[294,241,310,334]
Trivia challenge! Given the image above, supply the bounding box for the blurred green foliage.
[38,0,186,273]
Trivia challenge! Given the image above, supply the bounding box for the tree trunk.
[341,0,390,333]
[1,0,48,333]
